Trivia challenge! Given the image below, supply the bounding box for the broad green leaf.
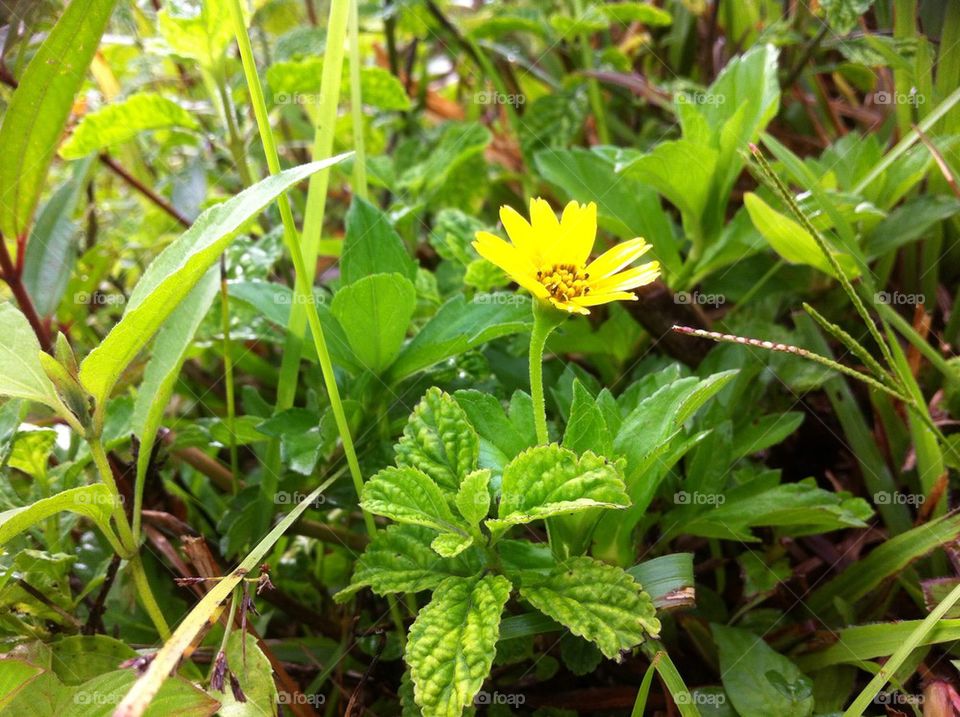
[398,123,491,196]
[59,93,199,159]
[563,381,612,456]
[337,525,483,602]
[78,158,348,407]
[0,485,118,547]
[267,58,411,111]
[700,43,780,139]
[22,157,93,316]
[361,466,468,534]
[453,389,532,468]
[455,469,491,529]
[50,636,137,685]
[330,273,416,374]
[69,669,218,717]
[622,140,717,224]
[395,388,479,492]
[601,2,672,25]
[488,446,629,535]
[389,294,531,381]
[132,270,218,490]
[341,197,417,285]
[430,533,474,558]
[0,0,118,238]
[744,192,861,279]
[0,303,73,420]
[217,632,277,717]
[407,575,511,717]
[158,0,247,70]
[713,624,814,717]
[518,556,660,659]
[821,0,874,34]
[731,411,804,459]
[0,660,43,711]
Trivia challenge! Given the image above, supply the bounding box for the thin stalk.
[220,256,239,493]
[529,302,566,445]
[801,302,892,383]
[210,588,240,680]
[572,0,609,144]
[348,0,367,199]
[226,0,372,534]
[268,0,350,473]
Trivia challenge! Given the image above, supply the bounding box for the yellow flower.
[473,198,661,315]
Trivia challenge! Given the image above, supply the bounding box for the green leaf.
[158,0,244,70]
[341,197,417,286]
[488,446,629,535]
[821,0,875,34]
[70,669,219,717]
[0,485,118,547]
[622,140,717,225]
[563,381,612,456]
[627,553,696,611]
[330,273,416,374]
[216,631,278,717]
[518,557,660,659]
[744,192,861,279]
[132,270,218,489]
[601,2,672,25]
[431,533,474,558]
[337,525,483,602]
[22,158,93,316]
[0,303,72,420]
[0,0,118,238]
[49,636,137,685]
[454,390,532,467]
[267,58,411,111]
[0,660,43,711]
[395,388,479,492]
[361,466,467,534]
[78,158,347,407]
[398,122,491,197]
[455,469,491,529]
[407,575,511,717]
[713,624,814,717]
[59,93,199,159]
[389,294,532,380]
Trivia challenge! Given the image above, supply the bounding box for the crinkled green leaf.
[519,557,660,660]
[488,446,629,535]
[361,466,468,534]
[59,93,199,159]
[431,533,474,558]
[337,525,483,602]
[407,575,511,717]
[455,469,491,529]
[395,388,479,492]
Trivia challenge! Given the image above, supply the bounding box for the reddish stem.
[0,236,52,352]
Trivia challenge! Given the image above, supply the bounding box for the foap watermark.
[674,491,725,506]
[74,691,119,707]
[474,90,525,107]
[74,492,123,506]
[474,293,527,306]
[275,91,323,107]
[278,691,326,707]
[674,291,726,307]
[874,491,925,506]
[75,290,126,307]
[275,491,326,507]
[474,691,526,707]
[675,691,727,707]
[677,91,726,106]
[874,291,923,306]
[874,691,922,707]
[274,292,326,306]
[873,89,925,106]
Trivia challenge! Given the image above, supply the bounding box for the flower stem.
[529,302,565,445]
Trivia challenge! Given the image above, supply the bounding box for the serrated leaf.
[337,525,484,602]
[361,466,468,534]
[78,158,348,407]
[407,575,511,717]
[59,93,199,159]
[455,469,491,529]
[488,446,629,535]
[395,388,479,492]
[431,533,474,558]
[519,557,660,660]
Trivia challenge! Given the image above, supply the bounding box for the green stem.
[348,0,367,199]
[529,302,565,445]
[89,437,170,639]
[220,257,239,493]
[572,0,609,144]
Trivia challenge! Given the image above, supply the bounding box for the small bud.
[38,350,89,429]
[53,333,79,377]
[210,651,228,692]
[229,671,246,703]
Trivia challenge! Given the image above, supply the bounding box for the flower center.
[536,263,591,302]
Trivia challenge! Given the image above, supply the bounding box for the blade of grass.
[348,0,367,200]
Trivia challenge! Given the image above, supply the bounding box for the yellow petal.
[549,296,591,314]
[589,261,661,293]
[558,201,597,266]
[500,205,539,263]
[473,232,548,299]
[572,290,639,307]
[585,238,652,279]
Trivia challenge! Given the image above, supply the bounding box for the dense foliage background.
[1,0,959,715]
